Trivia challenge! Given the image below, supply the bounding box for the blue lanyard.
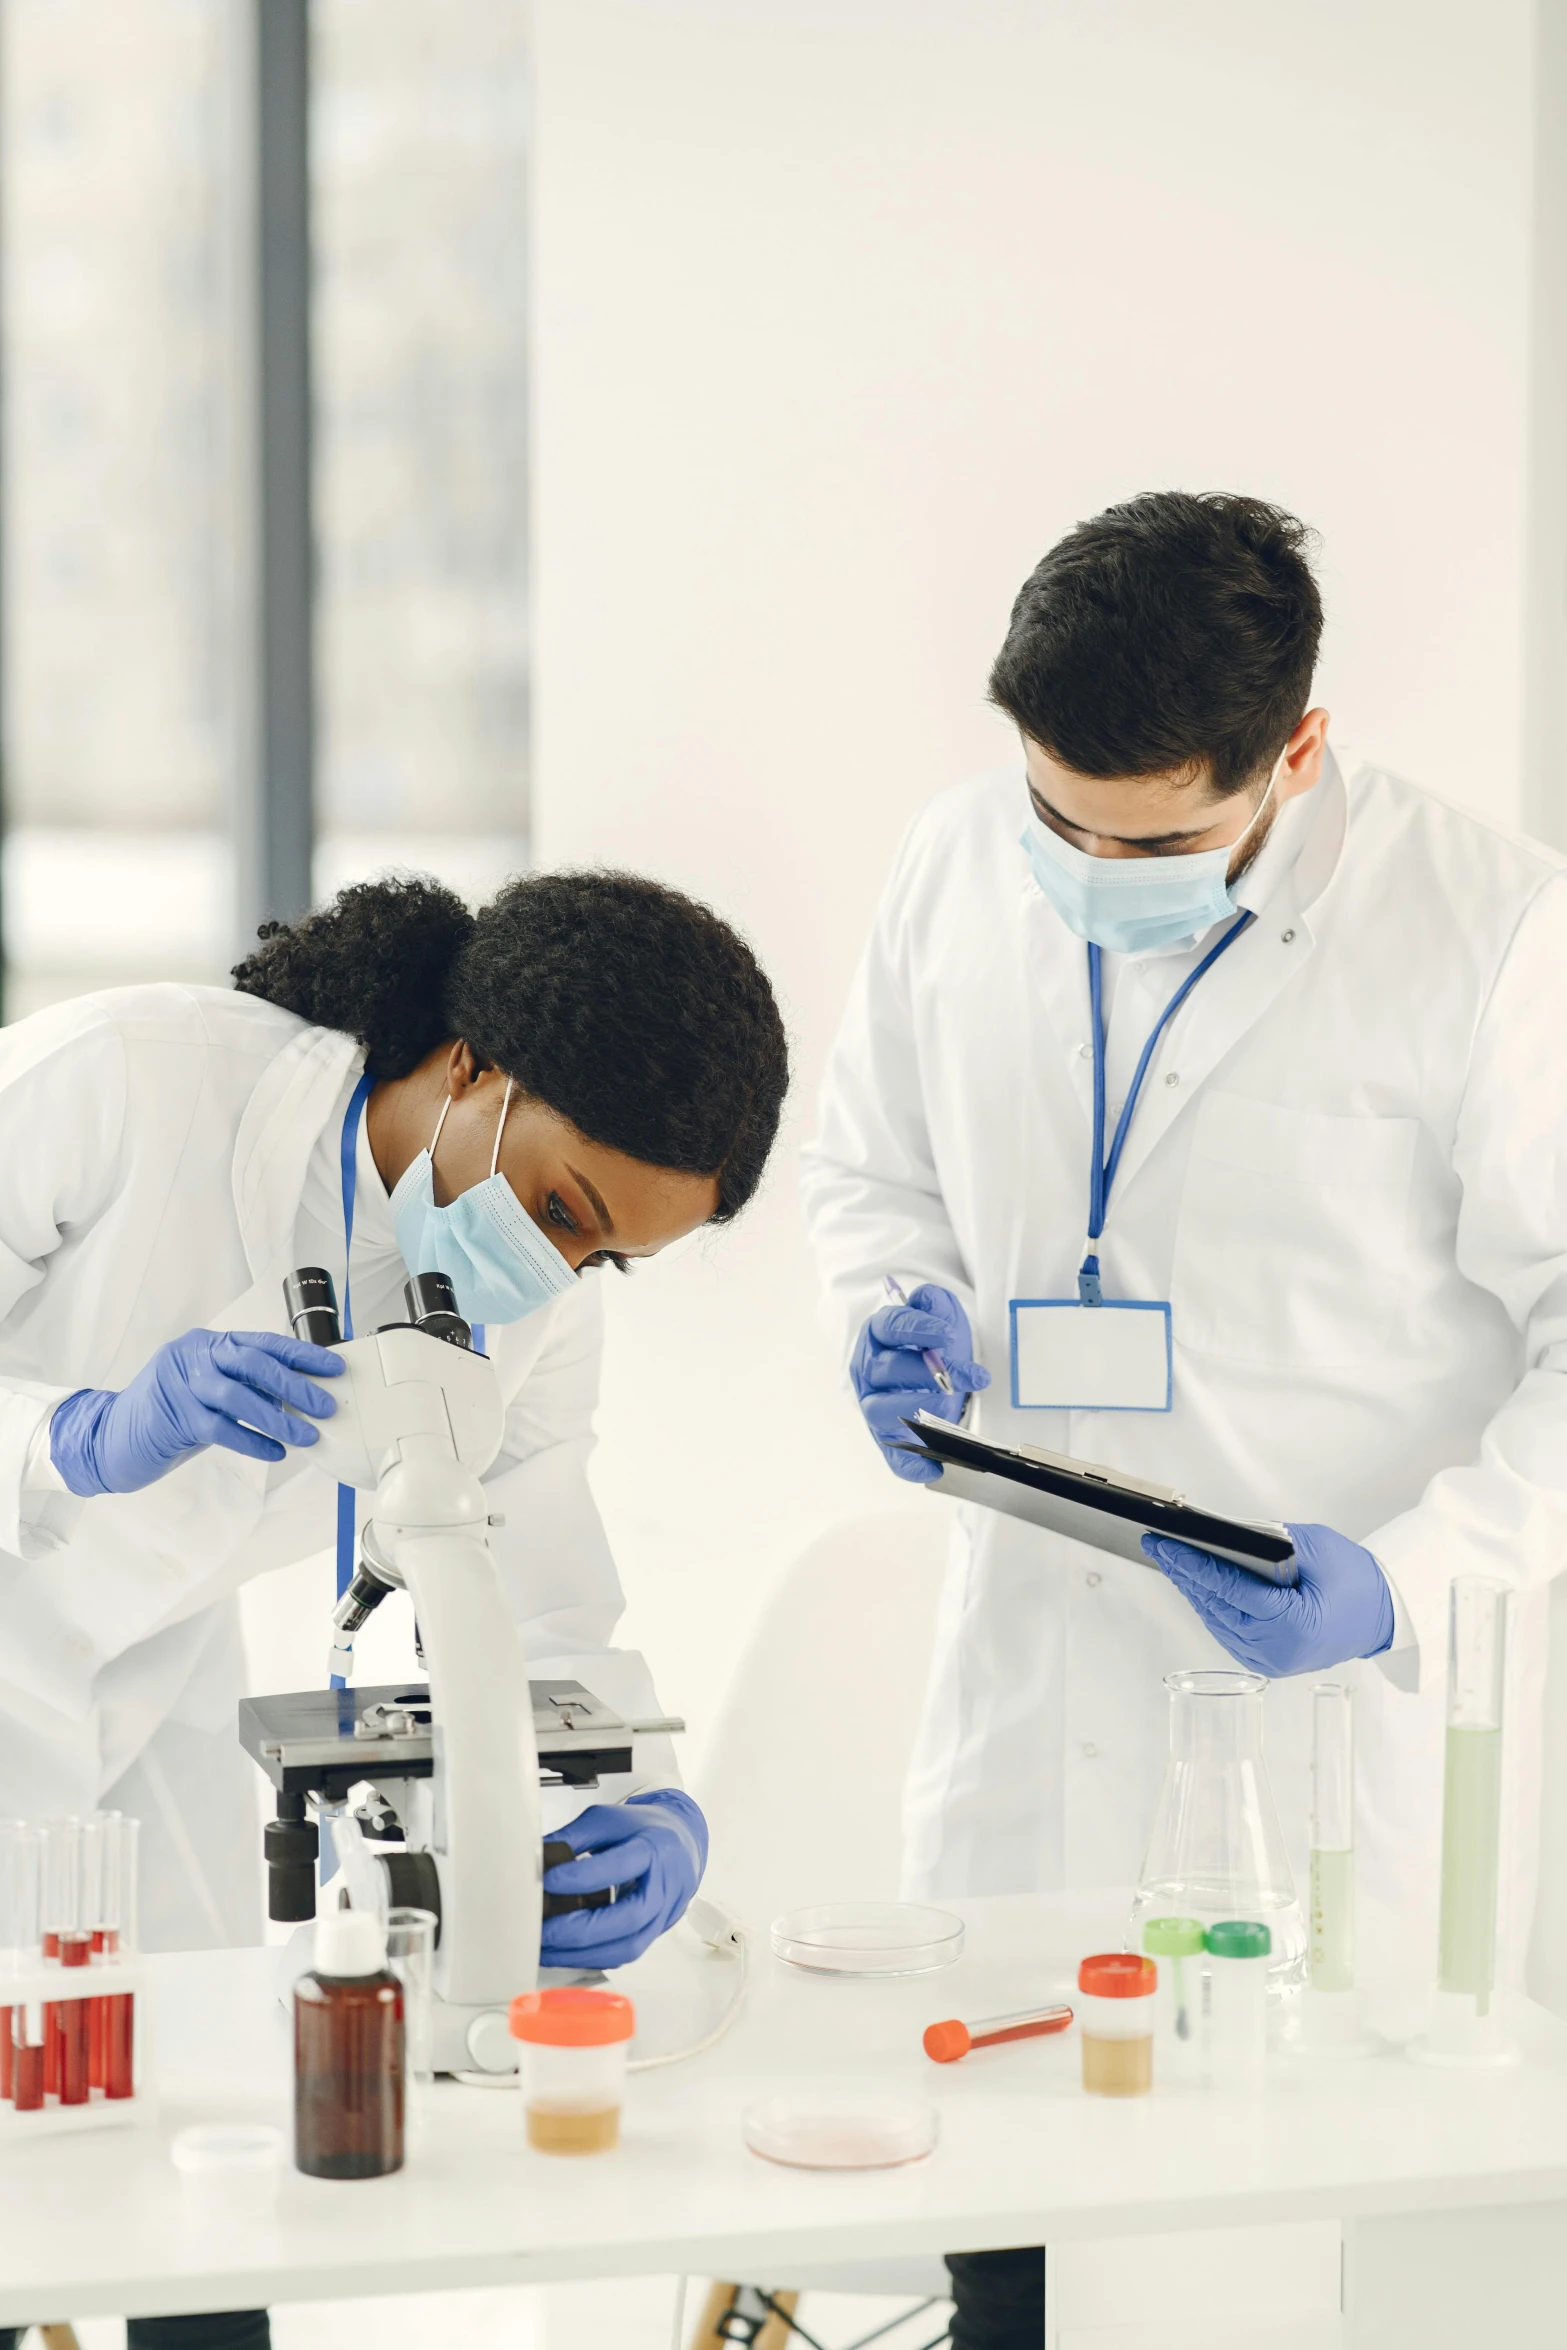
[331,1072,376,1685]
[1078,911,1254,1305]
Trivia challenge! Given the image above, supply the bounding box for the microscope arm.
[305,1323,543,2011]
[373,1437,543,2006]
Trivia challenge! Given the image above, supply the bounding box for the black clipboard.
[902,1414,1298,1586]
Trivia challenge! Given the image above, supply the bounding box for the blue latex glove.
[539,1790,708,1972]
[850,1283,991,1484]
[50,1329,343,1498]
[1142,1522,1395,1677]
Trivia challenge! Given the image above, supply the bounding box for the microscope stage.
[239,1679,677,1799]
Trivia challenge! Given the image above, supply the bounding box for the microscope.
[238,1267,681,2075]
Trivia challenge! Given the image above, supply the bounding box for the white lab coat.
[802,751,1567,1980]
[0,984,654,1952]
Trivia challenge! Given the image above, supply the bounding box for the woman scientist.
[0,868,788,1970]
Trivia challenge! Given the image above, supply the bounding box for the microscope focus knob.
[465,2009,519,2074]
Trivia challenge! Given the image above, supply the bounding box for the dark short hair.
[988,491,1323,795]
[233,869,790,1222]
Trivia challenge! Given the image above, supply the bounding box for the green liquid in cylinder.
[1309,1846,1354,1993]
[1438,1724,1503,2010]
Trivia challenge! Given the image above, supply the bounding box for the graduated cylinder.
[1309,1681,1355,1995]
[1437,1577,1509,2015]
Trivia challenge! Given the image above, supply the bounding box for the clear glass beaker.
[385,1906,437,2129]
[1130,1670,1304,1993]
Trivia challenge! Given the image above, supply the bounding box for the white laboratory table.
[5,1895,1567,2348]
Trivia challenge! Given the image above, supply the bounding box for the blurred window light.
[2,831,235,976]
[313,0,529,905]
[0,0,529,1028]
[0,0,235,1020]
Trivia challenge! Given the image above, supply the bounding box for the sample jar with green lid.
[1207,1920,1270,2093]
[1143,1916,1206,2084]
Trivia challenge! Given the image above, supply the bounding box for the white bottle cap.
[314,1906,386,1977]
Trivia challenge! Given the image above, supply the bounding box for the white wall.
[529,0,1538,1768]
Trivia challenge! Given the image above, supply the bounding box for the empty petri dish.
[744,2093,938,2170]
[770,1902,965,1978]
[171,2123,286,2208]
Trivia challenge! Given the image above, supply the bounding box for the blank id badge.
[1010,1298,1173,1412]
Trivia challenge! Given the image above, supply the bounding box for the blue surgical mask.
[1021,758,1282,954]
[390,1079,578,1327]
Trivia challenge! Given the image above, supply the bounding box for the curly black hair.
[232,870,790,1219]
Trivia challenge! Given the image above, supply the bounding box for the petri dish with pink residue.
[743,2092,939,2170]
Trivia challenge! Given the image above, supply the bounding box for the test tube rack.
[0,1957,154,2136]
[2,1812,152,2134]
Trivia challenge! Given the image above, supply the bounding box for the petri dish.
[744,2093,938,2170]
[171,2123,285,2208]
[171,2122,285,2177]
[770,1902,965,1978]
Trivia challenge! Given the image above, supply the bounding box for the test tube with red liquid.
[1,1824,45,2110]
[84,1814,111,2088]
[923,2002,1074,2062]
[1,1813,137,2112]
[0,1820,22,2100]
[40,1820,83,2098]
[96,1813,138,2099]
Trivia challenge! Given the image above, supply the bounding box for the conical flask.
[1130,1670,1305,1992]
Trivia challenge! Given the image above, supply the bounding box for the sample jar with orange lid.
[1077,1953,1156,2096]
[509,1987,634,2154]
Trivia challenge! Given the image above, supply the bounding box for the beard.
[1224,787,1282,887]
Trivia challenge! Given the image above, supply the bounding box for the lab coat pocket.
[1170,1093,1418,1368]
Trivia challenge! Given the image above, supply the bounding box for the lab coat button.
[1086,1569,1102,1587]
[1164,1071,1179,1087]
[1281,928,1296,943]
[1078,1043,1092,1059]
[1081,1741,1099,1759]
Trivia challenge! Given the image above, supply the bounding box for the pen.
[884,1276,955,1395]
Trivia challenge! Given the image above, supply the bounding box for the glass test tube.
[40,1817,80,1961]
[1309,1683,1355,1994]
[2,1824,45,2110]
[0,1820,23,2101]
[1437,1579,1508,2015]
[87,1813,119,2089]
[100,1815,139,2099]
[40,1819,82,2097]
[82,1814,106,2089]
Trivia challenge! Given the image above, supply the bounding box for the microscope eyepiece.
[403,1271,472,1350]
[284,1267,343,1348]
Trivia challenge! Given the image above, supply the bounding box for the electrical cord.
[452,1896,751,2088]
[628,1894,750,2072]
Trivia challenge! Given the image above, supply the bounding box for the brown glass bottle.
[294,1911,404,2179]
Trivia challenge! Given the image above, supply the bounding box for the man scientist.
[802,490,1567,2350]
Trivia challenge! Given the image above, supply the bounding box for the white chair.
[689,1506,956,2334]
